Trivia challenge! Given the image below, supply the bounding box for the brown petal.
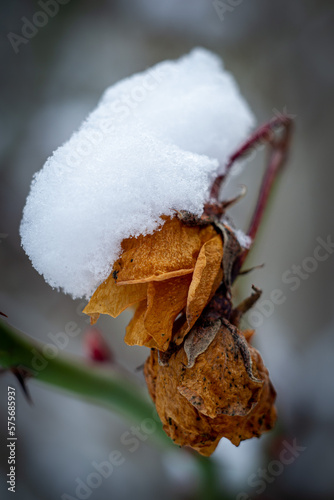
[172,267,223,346]
[179,321,263,419]
[144,275,192,350]
[83,274,147,319]
[113,217,216,284]
[89,313,100,325]
[186,234,224,327]
[144,322,276,456]
[144,348,217,455]
[124,300,157,347]
[211,349,277,446]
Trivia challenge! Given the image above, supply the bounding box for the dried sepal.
[218,223,242,294]
[230,285,262,328]
[183,319,221,369]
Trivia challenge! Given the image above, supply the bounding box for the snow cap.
[20,48,255,298]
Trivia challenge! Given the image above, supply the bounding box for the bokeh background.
[1,1,334,499]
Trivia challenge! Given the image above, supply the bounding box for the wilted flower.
[84,215,224,351]
[144,319,276,456]
[17,44,291,456]
[84,209,277,456]
[82,112,293,456]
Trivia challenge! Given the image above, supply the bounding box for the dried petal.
[113,217,216,284]
[83,274,147,319]
[83,216,223,351]
[89,313,100,325]
[144,347,217,455]
[186,235,224,326]
[243,329,255,342]
[210,348,277,447]
[179,321,263,419]
[124,301,157,347]
[144,275,192,350]
[144,321,276,456]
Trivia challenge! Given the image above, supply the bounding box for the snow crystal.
[234,229,252,249]
[20,48,255,299]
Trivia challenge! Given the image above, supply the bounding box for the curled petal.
[83,275,147,319]
[113,217,216,284]
[186,234,224,327]
[144,275,192,350]
[124,301,157,347]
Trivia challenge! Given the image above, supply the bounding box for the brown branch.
[232,116,293,277]
[210,116,293,201]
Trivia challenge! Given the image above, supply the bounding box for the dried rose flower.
[144,316,276,456]
[83,116,292,456]
[83,216,223,351]
[83,214,276,455]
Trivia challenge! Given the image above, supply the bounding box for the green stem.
[0,318,222,495]
[195,454,221,500]
[0,318,171,447]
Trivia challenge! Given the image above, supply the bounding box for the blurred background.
[1,1,334,499]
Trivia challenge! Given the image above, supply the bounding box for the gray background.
[1,1,334,499]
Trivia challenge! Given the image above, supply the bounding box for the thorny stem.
[238,117,292,270]
[210,116,292,201]
[0,318,220,495]
[0,318,172,445]
[213,116,293,279]
[0,117,292,498]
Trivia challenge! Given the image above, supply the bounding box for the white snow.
[20,48,255,299]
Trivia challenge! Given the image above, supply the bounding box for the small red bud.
[83,328,113,363]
